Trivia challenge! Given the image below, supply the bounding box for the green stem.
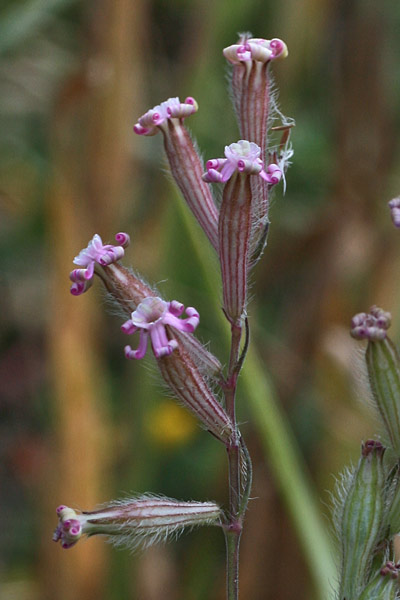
[224,320,244,599]
[225,529,242,600]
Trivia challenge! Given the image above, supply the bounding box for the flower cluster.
[350,306,391,341]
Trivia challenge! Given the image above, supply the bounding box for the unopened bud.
[351,308,400,456]
[338,440,386,600]
[350,306,391,341]
[53,497,222,551]
[389,197,400,228]
[387,467,400,535]
[358,561,400,600]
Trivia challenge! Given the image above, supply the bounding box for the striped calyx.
[219,172,253,323]
[157,342,234,444]
[224,34,289,256]
[204,140,281,323]
[366,334,400,455]
[134,97,219,251]
[53,497,222,550]
[338,440,386,600]
[358,561,400,600]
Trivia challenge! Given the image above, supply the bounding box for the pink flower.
[222,34,291,263]
[223,37,288,65]
[134,96,219,251]
[123,297,200,359]
[203,140,282,184]
[69,233,130,296]
[134,97,198,136]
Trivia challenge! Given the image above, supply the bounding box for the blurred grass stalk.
[43,0,145,597]
[174,198,337,600]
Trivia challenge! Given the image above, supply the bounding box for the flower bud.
[350,306,391,341]
[134,97,219,251]
[53,497,222,550]
[338,440,386,600]
[351,307,400,455]
[367,336,400,455]
[387,467,400,535]
[389,197,400,228]
[358,562,400,600]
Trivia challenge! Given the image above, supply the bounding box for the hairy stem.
[175,200,336,599]
[225,527,242,600]
[224,319,248,599]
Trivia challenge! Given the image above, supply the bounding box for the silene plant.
[52,29,400,600]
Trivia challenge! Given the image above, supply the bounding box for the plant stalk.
[225,527,242,600]
[224,319,247,599]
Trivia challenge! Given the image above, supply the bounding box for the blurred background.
[1,0,400,598]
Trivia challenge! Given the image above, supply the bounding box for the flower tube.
[53,497,222,550]
[204,140,281,323]
[224,35,289,256]
[134,97,219,250]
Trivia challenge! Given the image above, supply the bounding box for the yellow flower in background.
[146,399,198,448]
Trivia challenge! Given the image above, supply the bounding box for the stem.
[225,528,242,600]
[225,438,252,600]
[224,319,246,600]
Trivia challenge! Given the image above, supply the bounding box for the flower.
[134,96,219,251]
[202,140,282,184]
[133,97,198,136]
[122,297,200,359]
[223,37,288,65]
[222,34,291,263]
[53,497,222,550]
[69,233,130,296]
